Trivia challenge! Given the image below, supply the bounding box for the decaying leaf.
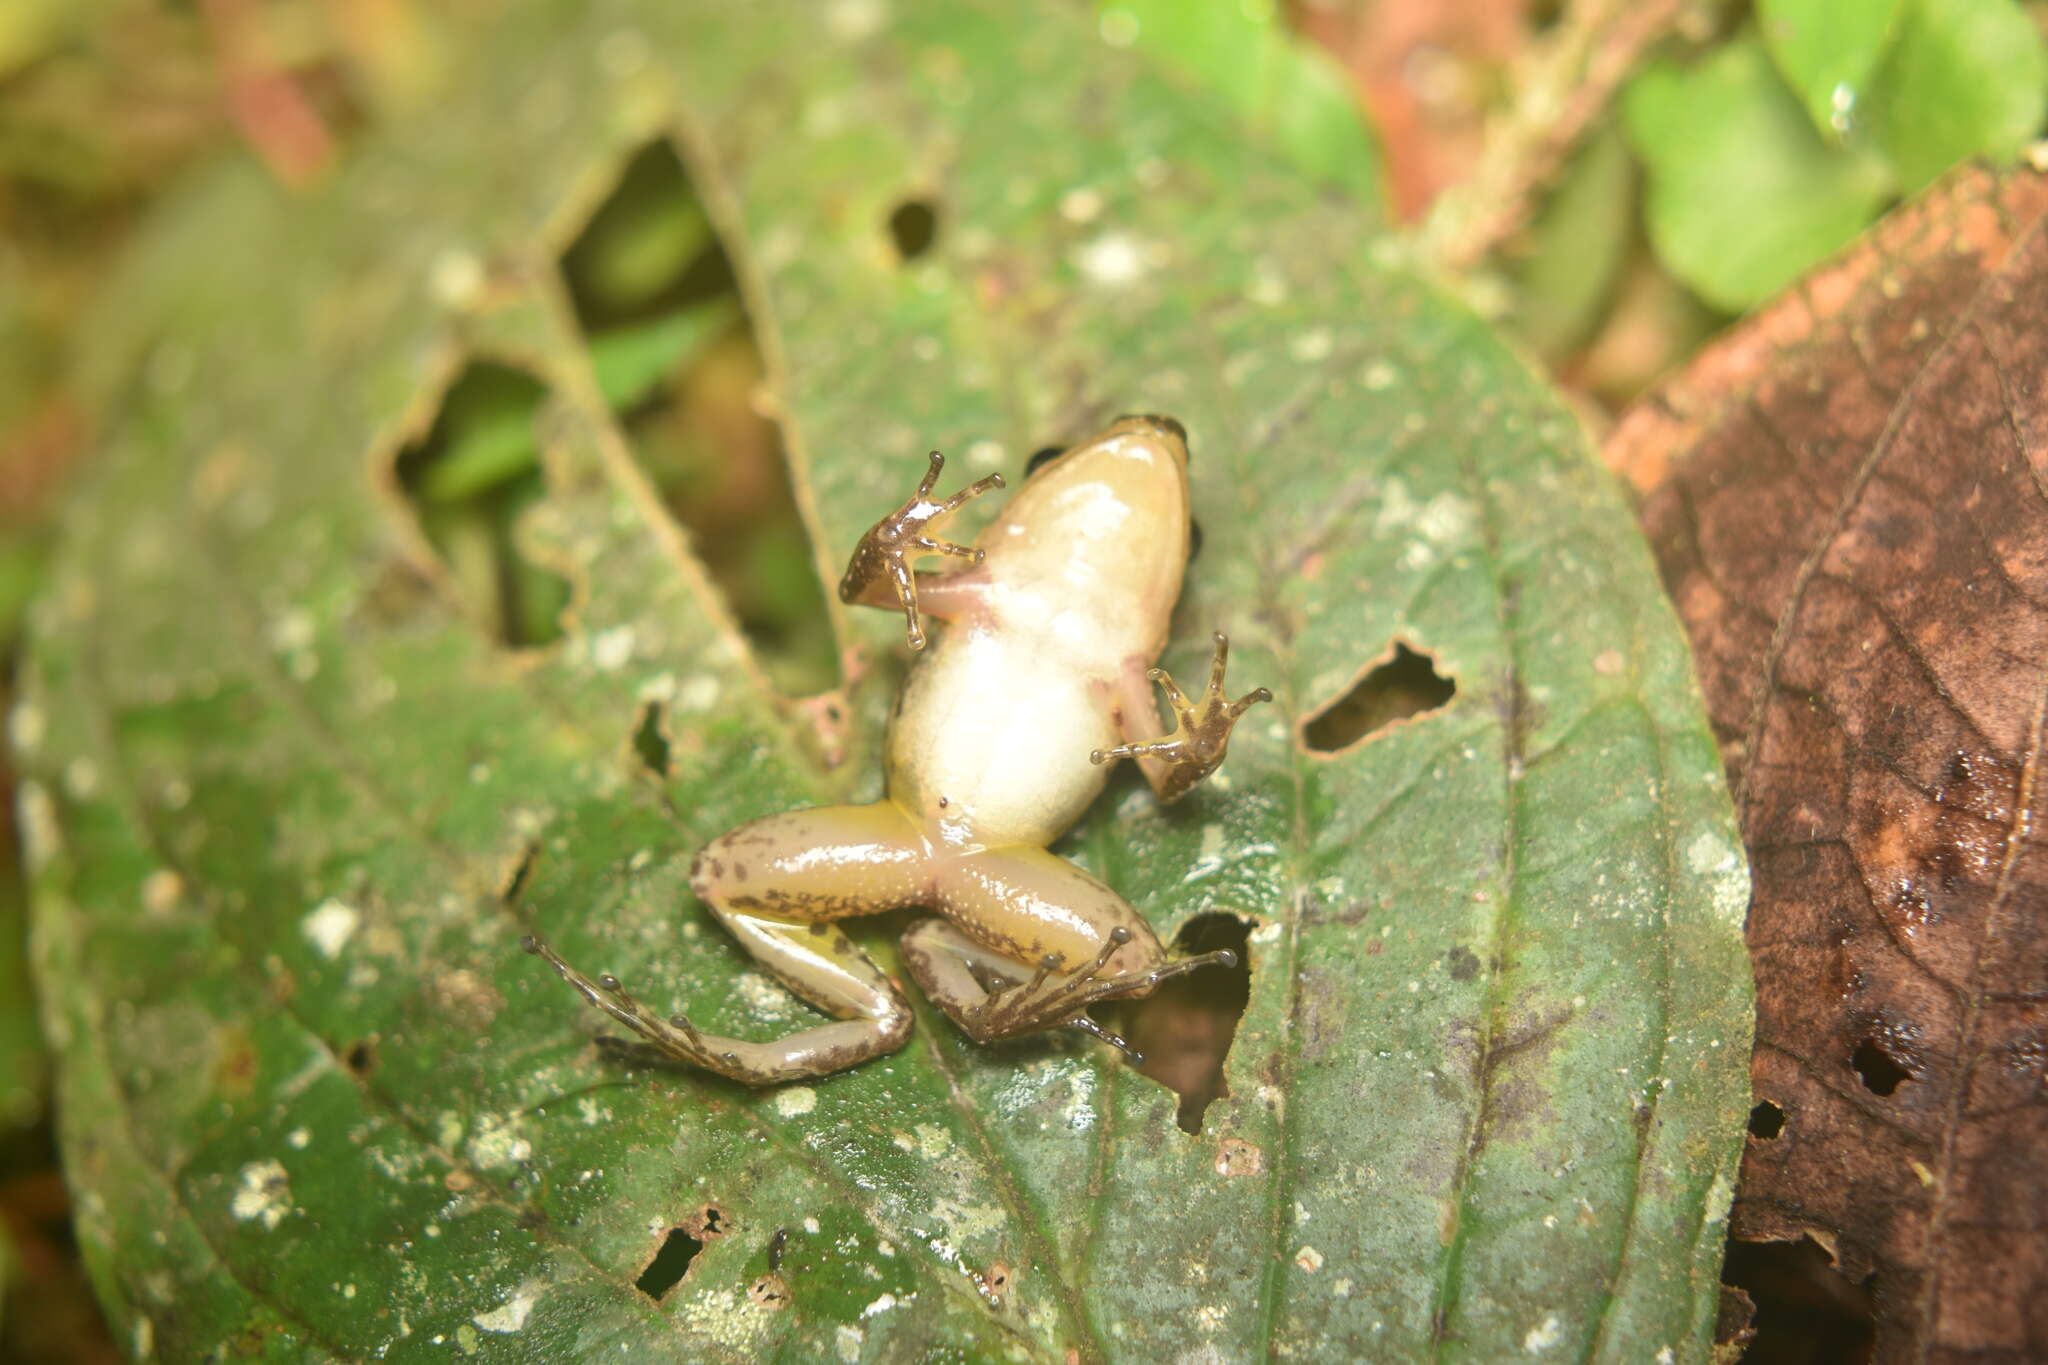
[1609,161,2048,1364]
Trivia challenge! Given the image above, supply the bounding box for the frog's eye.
[1024,446,1064,478]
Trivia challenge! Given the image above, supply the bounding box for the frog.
[524,413,1272,1085]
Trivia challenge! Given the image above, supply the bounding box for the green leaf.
[1865,0,2048,190]
[1625,30,1894,311]
[587,300,737,412]
[1507,119,1636,360]
[1757,0,1906,139]
[1101,0,1383,208]
[0,846,44,1134]
[29,3,1749,1359]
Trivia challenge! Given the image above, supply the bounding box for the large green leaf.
[23,2,1750,1359]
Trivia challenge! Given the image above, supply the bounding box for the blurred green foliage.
[1627,0,2046,310]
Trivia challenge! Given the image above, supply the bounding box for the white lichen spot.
[1686,831,1749,923]
[63,756,99,800]
[592,625,637,672]
[804,1216,822,1235]
[861,1292,899,1318]
[835,1323,865,1362]
[776,1086,818,1119]
[1246,268,1286,306]
[269,607,316,653]
[1654,1349,1676,1365]
[1193,1303,1229,1332]
[473,1283,539,1334]
[1361,359,1399,390]
[142,869,183,916]
[1074,231,1151,286]
[230,1160,293,1230]
[430,249,485,308]
[469,1113,531,1167]
[301,898,361,960]
[1289,327,1334,363]
[133,1316,153,1358]
[677,674,721,712]
[1294,1245,1324,1272]
[825,0,886,40]
[287,1127,311,1150]
[965,439,1006,471]
[8,701,43,753]
[1523,1313,1563,1353]
[1333,1277,1353,1297]
[736,970,796,1021]
[1059,187,1104,223]
[1592,649,1624,676]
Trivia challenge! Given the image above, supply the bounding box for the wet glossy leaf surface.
[1609,162,2048,1365]
[24,3,1748,1359]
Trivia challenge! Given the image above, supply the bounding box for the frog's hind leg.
[899,916,1148,1062]
[532,802,934,1087]
[901,845,1236,1054]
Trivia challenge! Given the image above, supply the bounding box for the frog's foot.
[522,934,751,1082]
[968,926,1239,1049]
[1091,631,1274,801]
[837,450,1004,650]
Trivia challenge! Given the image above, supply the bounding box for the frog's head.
[989,414,1193,639]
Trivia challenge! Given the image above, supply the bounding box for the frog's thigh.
[692,802,930,923]
[691,801,928,1028]
[929,845,1162,975]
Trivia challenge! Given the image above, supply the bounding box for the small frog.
[526,414,1271,1085]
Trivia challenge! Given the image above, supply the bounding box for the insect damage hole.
[393,361,571,647]
[631,699,672,778]
[1719,1233,1875,1364]
[1747,1100,1785,1140]
[1101,913,1252,1134]
[559,137,837,696]
[1851,1037,1913,1095]
[1303,640,1455,753]
[886,197,939,261]
[634,1227,703,1301]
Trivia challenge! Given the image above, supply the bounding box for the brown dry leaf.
[1607,163,2048,1363]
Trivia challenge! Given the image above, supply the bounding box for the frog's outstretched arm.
[838,450,1004,650]
[1094,631,1273,802]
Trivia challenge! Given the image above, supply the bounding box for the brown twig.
[1419,0,1687,274]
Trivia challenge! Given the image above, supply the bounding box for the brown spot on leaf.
[1215,1137,1265,1178]
[1607,162,2048,1360]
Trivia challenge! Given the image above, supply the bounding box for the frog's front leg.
[529,803,933,1086]
[900,845,1235,1054]
[838,450,1004,650]
[1095,631,1274,802]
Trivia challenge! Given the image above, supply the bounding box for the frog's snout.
[1112,412,1187,447]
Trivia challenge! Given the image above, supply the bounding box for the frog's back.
[883,417,1190,849]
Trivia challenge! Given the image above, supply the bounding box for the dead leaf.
[1608,162,2048,1363]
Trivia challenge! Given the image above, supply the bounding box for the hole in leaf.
[1106,913,1252,1134]
[1748,1100,1785,1140]
[886,198,939,261]
[1720,1234,1876,1365]
[560,137,836,695]
[1303,640,1455,753]
[634,1227,702,1300]
[631,700,671,778]
[394,362,570,647]
[1851,1037,1912,1095]
[343,1039,378,1078]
